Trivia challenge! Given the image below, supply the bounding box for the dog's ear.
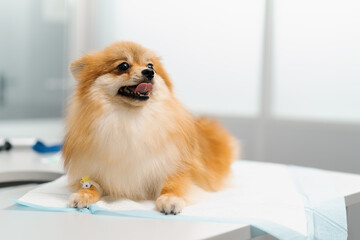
[70,57,86,80]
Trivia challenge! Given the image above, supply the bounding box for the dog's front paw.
[156,194,185,215]
[69,192,98,209]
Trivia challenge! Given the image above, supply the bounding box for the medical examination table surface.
[1,149,360,240]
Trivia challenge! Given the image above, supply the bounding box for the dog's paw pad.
[156,194,185,215]
[69,192,92,209]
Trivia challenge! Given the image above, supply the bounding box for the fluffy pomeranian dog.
[63,41,238,214]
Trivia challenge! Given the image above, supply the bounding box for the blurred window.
[0,0,68,119]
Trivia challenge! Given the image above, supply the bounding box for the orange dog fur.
[63,41,238,214]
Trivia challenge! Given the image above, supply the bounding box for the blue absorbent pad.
[12,161,347,240]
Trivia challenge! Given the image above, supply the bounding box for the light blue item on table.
[289,166,347,240]
[11,161,347,240]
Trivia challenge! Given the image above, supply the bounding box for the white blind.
[272,0,360,122]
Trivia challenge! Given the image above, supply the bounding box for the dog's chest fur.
[70,101,182,200]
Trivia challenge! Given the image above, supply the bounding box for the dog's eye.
[118,62,130,71]
[147,63,154,69]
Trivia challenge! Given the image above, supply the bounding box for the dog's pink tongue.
[134,83,153,94]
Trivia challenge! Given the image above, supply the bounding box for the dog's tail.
[192,117,240,191]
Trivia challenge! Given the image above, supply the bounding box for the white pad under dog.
[12,161,348,240]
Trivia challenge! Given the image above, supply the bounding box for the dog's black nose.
[142,69,154,81]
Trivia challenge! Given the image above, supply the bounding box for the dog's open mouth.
[118,82,153,101]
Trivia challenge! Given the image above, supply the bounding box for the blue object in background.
[32,140,62,154]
